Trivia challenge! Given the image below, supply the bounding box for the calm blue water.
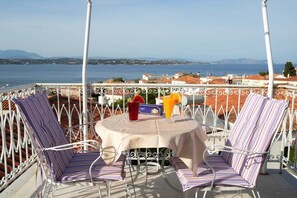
[0,63,284,87]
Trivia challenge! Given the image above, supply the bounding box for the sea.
[0,63,284,88]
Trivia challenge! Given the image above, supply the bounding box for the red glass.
[128,102,140,121]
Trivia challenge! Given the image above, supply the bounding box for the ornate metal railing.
[0,82,296,191]
[0,85,38,192]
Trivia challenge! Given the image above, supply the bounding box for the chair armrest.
[36,140,106,185]
[199,123,230,134]
[206,144,268,156]
[208,126,230,132]
[37,140,102,152]
[202,144,268,190]
[64,122,93,131]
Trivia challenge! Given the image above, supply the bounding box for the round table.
[95,113,207,174]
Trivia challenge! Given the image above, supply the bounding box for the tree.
[112,77,125,82]
[283,62,296,77]
[259,71,268,76]
[113,98,129,108]
[138,88,158,104]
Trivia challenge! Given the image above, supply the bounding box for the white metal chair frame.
[194,112,286,198]
[14,93,135,198]
[34,139,110,197]
[197,145,269,198]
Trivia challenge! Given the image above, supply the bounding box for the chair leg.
[195,189,206,198]
[251,188,261,198]
[38,180,46,197]
[95,183,103,198]
[35,162,48,198]
[195,189,198,198]
[125,183,129,198]
[105,181,111,198]
[184,190,191,198]
[124,149,139,193]
[40,181,56,198]
[257,190,261,198]
[127,160,137,197]
[238,190,241,197]
[202,190,208,198]
[50,184,57,198]
[144,151,149,192]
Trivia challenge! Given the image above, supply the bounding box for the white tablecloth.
[95,113,207,173]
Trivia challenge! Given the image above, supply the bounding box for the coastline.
[0,63,284,87]
[0,58,196,65]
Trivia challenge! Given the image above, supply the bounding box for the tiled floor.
[5,164,297,198]
[2,137,297,198]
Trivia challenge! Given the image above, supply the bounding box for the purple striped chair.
[170,93,289,197]
[13,92,128,197]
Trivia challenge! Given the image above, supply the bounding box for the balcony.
[0,83,296,197]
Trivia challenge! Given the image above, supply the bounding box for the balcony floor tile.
[5,164,297,198]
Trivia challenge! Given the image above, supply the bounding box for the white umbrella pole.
[262,0,274,98]
[82,0,92,150]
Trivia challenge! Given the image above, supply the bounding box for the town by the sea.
[0,63,284,87]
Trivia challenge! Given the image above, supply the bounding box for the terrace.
[0,82,296,197]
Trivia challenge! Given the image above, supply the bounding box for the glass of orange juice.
[163,96,175,119]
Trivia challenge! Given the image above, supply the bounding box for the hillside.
[0,50,44,59]
[215,58,267,65]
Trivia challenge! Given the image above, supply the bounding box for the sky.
[0,0,296,63]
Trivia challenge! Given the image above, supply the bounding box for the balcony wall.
[0,83,296,192]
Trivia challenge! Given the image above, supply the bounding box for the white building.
[241,74,294,86]
[100,88,133,106]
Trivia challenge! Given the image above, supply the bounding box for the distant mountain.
[214,58,267,65]
[0,50,269,65]
[0,50,44,59]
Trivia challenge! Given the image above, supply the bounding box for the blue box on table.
[139,104,163,116]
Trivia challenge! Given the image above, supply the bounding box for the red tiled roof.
[208,79,226,84]
[286,76,297,82]
[244,75,269,80]
[142,77,171,84]
[174,75,200,84]
[244,74,283,80]
[158,78,172,83]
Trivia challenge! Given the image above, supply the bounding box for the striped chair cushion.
[60,152,126,183]
[170,93,288,191]
[170,156,250,192]
[222,93,267,170]
[13,92,73,182]
[238,98,289,187]
[14,92,127,184]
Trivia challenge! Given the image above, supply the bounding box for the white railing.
[0,82,296,191]
[0,85,38,191]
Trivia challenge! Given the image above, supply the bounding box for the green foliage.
[113,98,129,108]
[259,71,268,76]
[181,72,199,78]
[283,62,296,77]
[111,88,159,108]
[138,88,158,104]
[289,146,295,163]
[112,77,125,82]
